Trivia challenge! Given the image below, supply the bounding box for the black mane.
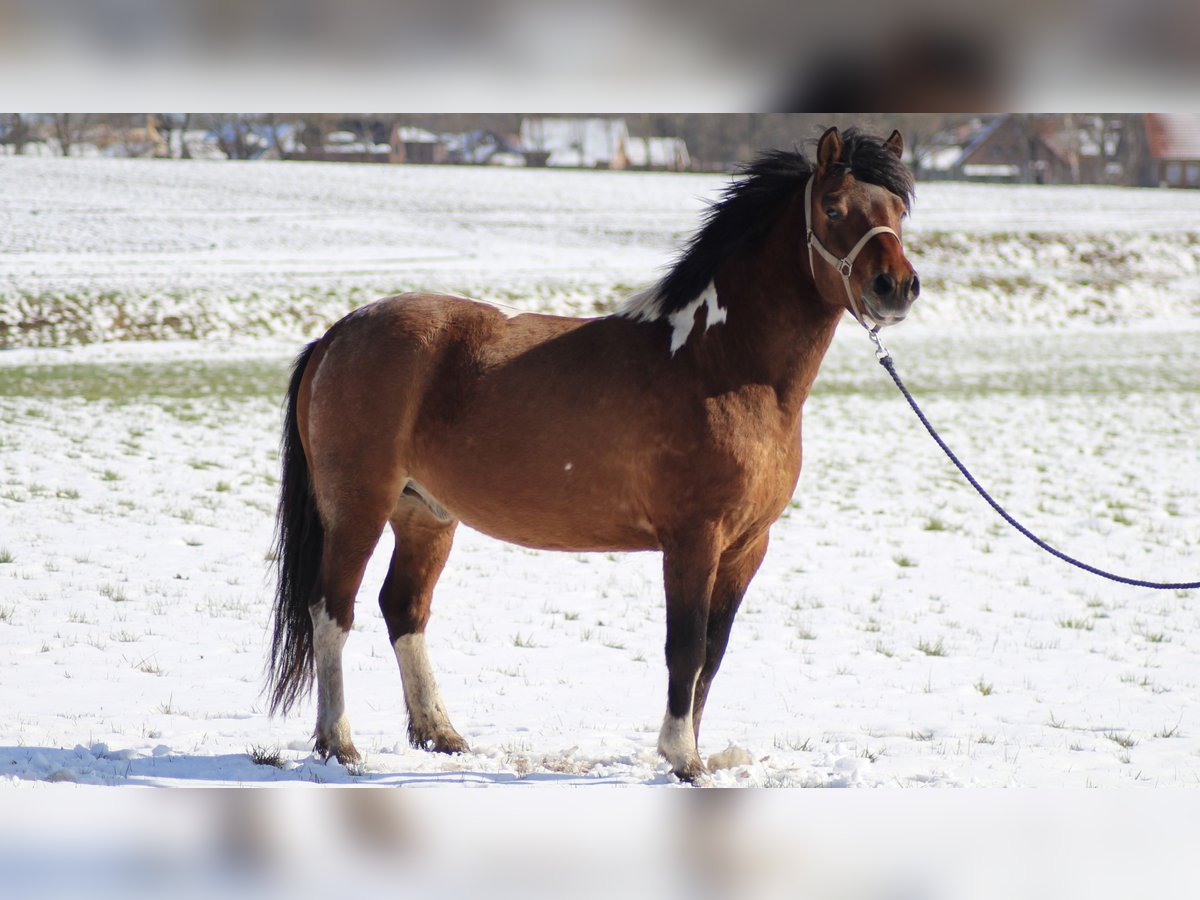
[648,129,915,318]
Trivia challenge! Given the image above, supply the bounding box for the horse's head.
[806,126,919,329]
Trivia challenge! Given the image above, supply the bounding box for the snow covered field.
[2,157,1200,788]
[4,155,1200,347]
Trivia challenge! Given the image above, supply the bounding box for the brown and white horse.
[267,126,919,780]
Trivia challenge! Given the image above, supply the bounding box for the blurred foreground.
[2,790,1196,900]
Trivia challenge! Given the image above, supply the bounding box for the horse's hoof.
[671,757,707,783]
[432,732,470,755]
[409,725,469,755]
[315,738,362,765]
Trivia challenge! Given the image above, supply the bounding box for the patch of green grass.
[974,677,993,696]
[922,517,947,532]
[0,356,290,408]
[893,555,918,569]
[0,549,14,564]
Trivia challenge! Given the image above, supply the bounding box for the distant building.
[519,117,690,171]
[953,116,1075,184]
[1142,114,1200,188]
[389,124,447,165]
[624,136,691,172]
[520,117,630,169]
[918,115,1126,185]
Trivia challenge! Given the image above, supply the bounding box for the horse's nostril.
[910,274,921,299]
[873,273,895,297]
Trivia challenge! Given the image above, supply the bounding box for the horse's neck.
[707,231,842,419]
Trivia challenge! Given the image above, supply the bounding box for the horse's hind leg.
[311,517,388,764]
[379,505,467,754]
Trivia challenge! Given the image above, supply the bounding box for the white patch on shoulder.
[667,281,726,355]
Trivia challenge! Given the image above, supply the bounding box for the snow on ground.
[1,158,1200,788]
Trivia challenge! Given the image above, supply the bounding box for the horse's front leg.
[658,535,720,781]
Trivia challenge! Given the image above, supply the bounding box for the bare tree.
[155,113,192,159]
[4,114,28,154]
[53,113,91,157]
[208,114,261,160]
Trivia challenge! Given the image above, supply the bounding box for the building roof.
[1145,114,1200,160]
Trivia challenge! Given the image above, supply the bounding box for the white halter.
[804,173,901,329]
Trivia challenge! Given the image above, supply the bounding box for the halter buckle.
[837,259,853,278]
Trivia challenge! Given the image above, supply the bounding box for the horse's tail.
[267,339,323,716]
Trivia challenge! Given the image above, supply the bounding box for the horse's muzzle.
[863,271,919,327]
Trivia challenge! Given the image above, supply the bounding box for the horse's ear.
[885,130,904,159]
[816,126,842,170]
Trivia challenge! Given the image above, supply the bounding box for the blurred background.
[3,113,1197,192]
[0,0,1198,110]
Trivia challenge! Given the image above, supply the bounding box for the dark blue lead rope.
[869,332,1200,591]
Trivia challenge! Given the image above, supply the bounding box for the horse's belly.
[452,492,661,552]
[414,455,660,553]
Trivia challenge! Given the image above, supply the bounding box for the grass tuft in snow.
[916,637,946,657]
[1056,617,1094,631]
[1104,731,1137,749]
[247,745,286,769]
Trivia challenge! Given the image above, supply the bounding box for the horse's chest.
[740,438,802,510]
[697,404,801,519]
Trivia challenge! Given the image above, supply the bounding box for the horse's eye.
[824,207,842,221]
